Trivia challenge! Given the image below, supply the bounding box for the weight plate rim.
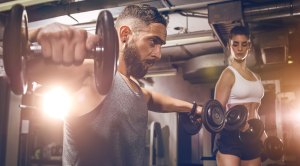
[202,100,225,133]
[95,10,118,94]
[3,4,28,94]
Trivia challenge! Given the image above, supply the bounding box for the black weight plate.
[3,4,28,95]
[202,100,226,133]
[239,119,264,143]
[264,136,283,160]
[179,113,202,135]
[94,10,119,94]
[225,105,248,131]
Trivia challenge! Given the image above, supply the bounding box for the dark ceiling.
[0,0,300,90]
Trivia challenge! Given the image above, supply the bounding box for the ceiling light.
[163,31,216,47]
[145,68,177,78]
[164,35,216,47]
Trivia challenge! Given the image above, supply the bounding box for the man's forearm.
[147,91,202,114]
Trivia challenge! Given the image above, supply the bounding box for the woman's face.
[229,34,251,61]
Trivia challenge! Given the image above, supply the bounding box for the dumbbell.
[224,105,248,131]
[238,119,264,143]
[262,136,284,161]
[3,4,119,95]
[223,105,264,143]
[179,100,226,135]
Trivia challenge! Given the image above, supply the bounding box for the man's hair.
[229,26,250,39]
[115,4,167,30]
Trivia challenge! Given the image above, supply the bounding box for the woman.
[215,26,266,166]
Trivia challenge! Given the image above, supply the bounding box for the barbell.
[3,4,119,95]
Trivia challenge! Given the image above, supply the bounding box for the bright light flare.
[289,111,300,122]
[42,87,71,120]
[286,102,300,122]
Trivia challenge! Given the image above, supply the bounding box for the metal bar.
[23,0,233,22]
[0,0,59,12]
[25,0,152,22]
[158,0,233,12]
[244,1,300,22]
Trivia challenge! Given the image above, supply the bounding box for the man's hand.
[33,23,100,65]
[26,23,101,90]
[195,106,203,123]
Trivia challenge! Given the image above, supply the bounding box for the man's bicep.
[141,88,164,112]
[141,87,152,105]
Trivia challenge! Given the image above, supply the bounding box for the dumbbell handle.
[189,101,200,117]
[29,43,104,58]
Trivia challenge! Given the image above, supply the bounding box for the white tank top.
[227,66,264,105]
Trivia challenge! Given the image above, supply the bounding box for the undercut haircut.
[229,26,250,39]
[115,4,167,31]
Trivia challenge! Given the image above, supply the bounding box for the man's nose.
[152,45,162,59]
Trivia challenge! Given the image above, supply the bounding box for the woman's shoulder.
[221,66,235,78]
[217,66,235,85]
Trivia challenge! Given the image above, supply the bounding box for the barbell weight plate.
[264,136,283,160]
[239,119,264,143]
[3,4,28,95]
[225,105,248,131]
[179,113,202,135]
[94,10,119,94]
[202,100,226,133]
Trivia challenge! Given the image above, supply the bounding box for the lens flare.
[42,87,70,120]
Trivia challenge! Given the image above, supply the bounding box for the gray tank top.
[63,72,148,166]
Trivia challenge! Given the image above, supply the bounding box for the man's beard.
[124,43,148,79]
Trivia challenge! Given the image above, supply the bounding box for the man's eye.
[149,39,155,46]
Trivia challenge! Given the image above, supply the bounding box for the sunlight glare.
[42,87,71,120]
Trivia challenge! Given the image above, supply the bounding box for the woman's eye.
[232,42,248,47]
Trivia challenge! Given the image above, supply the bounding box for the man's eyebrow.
[152,36,166,45]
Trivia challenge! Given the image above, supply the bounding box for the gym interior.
[0,0,300,166]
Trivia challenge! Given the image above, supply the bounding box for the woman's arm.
[214,68,235,108]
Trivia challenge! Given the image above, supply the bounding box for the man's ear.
[119,26,131,43]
